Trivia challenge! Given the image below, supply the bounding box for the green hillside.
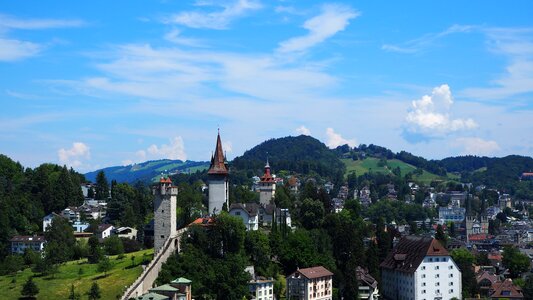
[342,158,447,183]
[0,249,153,300]
[85,159,209,184]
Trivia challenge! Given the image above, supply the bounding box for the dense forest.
[231,135,346,181]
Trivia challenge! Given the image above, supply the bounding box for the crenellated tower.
[152,177,178,252]
[207,131,229,215]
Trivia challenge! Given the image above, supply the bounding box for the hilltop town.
[1,133,533,300]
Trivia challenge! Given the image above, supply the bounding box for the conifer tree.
[88,282,101,300]
[21,277,39,299]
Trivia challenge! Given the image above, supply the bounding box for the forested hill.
[85,159,209,184]
[231,135,345,180]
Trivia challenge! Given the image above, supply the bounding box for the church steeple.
[208,131,228,175]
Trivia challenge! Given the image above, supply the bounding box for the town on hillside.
[1,132,533,300]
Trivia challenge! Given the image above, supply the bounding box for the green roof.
[137,292,169,300]
[149,284,178,292]
[171,277,192,284]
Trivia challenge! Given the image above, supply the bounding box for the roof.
[291,266,333,279]
[97,224,114,232]
[44,212,62,219]
[476,270,498,284]
[9,235,46,243]
[355,266,378,289]
[137,292,170,300]
[207,132,228,175]
[171,277,192,284]
[229,203,259,217]
[189,217,215,226]
[260,161,274,183]
[159,177,172,184]
[149,284,178,292]
[490,279,524,299]
[380,235,449,273]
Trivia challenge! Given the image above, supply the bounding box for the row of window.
[421,289,454,294]
[421,282,454,287]
[421,273,454,279]
[420,265,453,270]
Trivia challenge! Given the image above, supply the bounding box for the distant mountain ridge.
[85,159,209,184]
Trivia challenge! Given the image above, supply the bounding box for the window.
[436,282,440,286]
[449,265,453,269]
[421,266,426,270]
[160,235,165,238]
[161,210,164,213]
[422,290,426,294]
[422,282,426,286]
[235,211,241,216]
[449,289,454,293]
[429,258,433,262]
[449,274,453,278]
[421,274,426,278]
[435,274,440,278]
[435,266,439,270]
[449,282,453,286]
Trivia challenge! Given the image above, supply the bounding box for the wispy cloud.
[164,29,206,47]
[405,84,477,137]
[453,137,500,156]
[164,0,262,30]
[461,27,533,100]
[0,38,42,61]
[0,14,86,61]
[0,14,85,30]
[128,136,187,164]
[277,4,359,53]
[382,24,474,54]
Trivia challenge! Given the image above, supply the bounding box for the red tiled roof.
[476,270,498,284]
[291,266,333,279]
[159,177,172,184]
[208,132,228,175]
[469,233,492,241]
[380,236,449,273]
[488,253,502,261]
[189,217,215,226]
[490,279,524,299]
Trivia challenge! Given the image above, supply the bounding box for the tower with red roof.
[258,159,276,205]
[153,176,178,252]
[207,131,229,215]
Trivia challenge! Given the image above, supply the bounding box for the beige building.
[286,266,333,300]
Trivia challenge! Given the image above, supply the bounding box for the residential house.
[288,176,300,194]
[42,212,61,232]
[476,270,498,297]
[439,206,466,224]
[249,276,275,300]
[229,203,259,231]
[137,277,192,300]
[10,235,46,254]
[286,266,333,300]
[355,266,379,300]
[275,208,292,228]
[72,221,89,232]
[96,224,114,240]
[380,236,462,300]
[115,226,138,239]
[170,277,192,300]
[489,278,524,299]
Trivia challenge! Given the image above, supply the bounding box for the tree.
[97,256,112,277]
[503,246,530,278]
[103,235,124,255]
[299,198,325,229]
[2,254,24,275]
[523,275,533,300]
[21,277,39,299]
[435,224,447,247]
[68,283,80,300]
[244,230,271,276]
[88,282,101,300]
[88,236,103,264]
[44,217,76,263]
[95,171,109,200]
[451,248,478,297]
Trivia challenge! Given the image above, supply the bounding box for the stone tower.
[153,177,177,252]
[259,159,276,205]
[207,131,229,215]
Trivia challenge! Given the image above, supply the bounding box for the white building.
[96,224,115,240]
[249,277,275,300]
[258,160,276,205]
[10,235,46,254]
[207,132,229,215]
[380,236,462,300]
[42,212,61,232]
[115,226,138,239]
[229,203,259,231]
[286,266,333,300]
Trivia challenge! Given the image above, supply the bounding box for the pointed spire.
[208,130,228,175]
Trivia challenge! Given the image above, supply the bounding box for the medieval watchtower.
[207,131,229,215]
[153,177,178,252]
[259,159,276,205]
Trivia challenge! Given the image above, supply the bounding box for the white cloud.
[325,127,356,148]
[382,24,474,54]
[58,142,91,168]
[165,0,262,30]
[405,84,477,135]
[222,141,233,154]
[122,159,133,166]
[296,125,311,135]
[461,27,533,100]
[0,15,85,30]
[164,29,206,47]
[454,137,501,156]
[0,38,42,61]
[140,136,187,161]
[278,4,359,53]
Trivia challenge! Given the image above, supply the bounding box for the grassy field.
[342,157,452,184]
[0,249,153,300]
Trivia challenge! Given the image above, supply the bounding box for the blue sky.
[0,0,532,172]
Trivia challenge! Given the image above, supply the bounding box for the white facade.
[249,279,275,300]
[208,178,228,215]
[382,255,462,300]
[230,207,259,231]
